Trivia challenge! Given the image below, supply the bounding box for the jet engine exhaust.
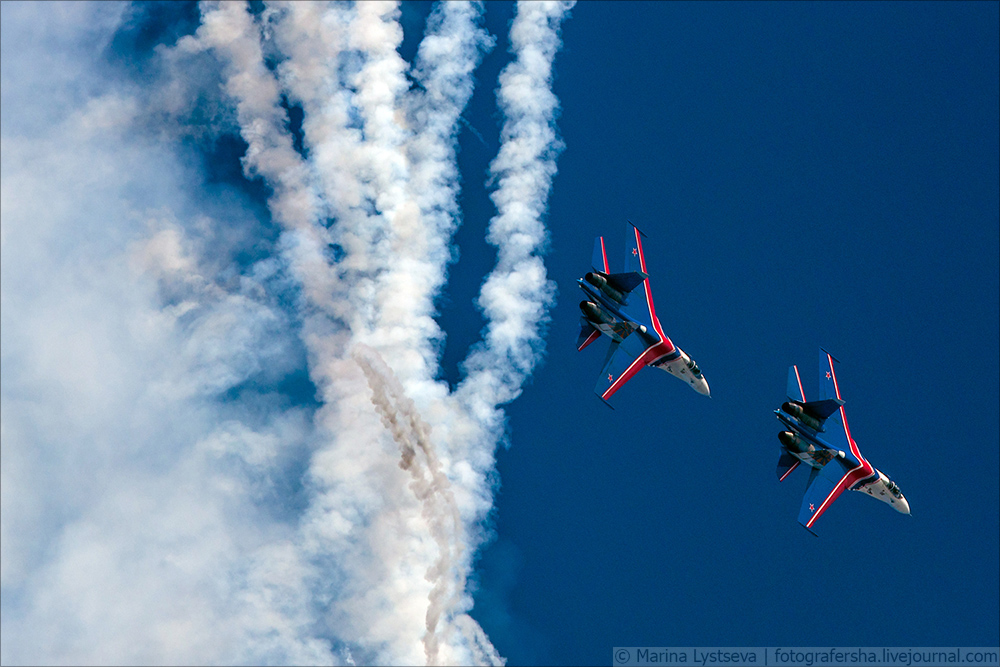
[782,402,822,431]
[584,272,626,304]
[580,300,615,325]
[779,431,813,454]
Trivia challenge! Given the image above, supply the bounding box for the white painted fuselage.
[853,469,911,514]
[652,348,711,396]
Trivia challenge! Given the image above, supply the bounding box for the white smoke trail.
[458,0,573,432]
[176,1,333,305]
[1,1,572,664]
[183,5,423,664]
[265,3,496,663]
[185,2,503,663]
[184,1,573,663]
[368,0,494,395]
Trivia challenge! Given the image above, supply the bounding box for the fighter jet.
[577,222,710,402]
[774,349,910,534]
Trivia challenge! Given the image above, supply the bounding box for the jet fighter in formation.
[574,223,911,534]
[774,349,910,534]
[576,222,710,402]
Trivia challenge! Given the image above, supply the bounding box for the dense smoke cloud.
[1,2,572,665]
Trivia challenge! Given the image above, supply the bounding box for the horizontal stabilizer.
[801,398,845,421]
[777,452,800,481]
[577,318,601,351]
[605,271,648,294]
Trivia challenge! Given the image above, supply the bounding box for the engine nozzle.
[579,300,613,325]
[584,272,626,304]
[778,431,813,454]
[782,401,822,431]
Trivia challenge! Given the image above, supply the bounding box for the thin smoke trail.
[262,0,357,326]
[266,0,477,390]
[370,0,493,394]
[353,344,502,667]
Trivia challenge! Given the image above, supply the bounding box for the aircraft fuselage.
[578,277,709,396]
[775,404,909,514]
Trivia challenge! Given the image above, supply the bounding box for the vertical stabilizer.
[787,365,806,402]
[625,221,647,274]
[592,236,609,273]
[818,348,841,401]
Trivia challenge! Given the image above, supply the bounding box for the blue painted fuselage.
[577,277,660,349]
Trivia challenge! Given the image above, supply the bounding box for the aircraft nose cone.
[695,377,711,397]
[895,496,910,515]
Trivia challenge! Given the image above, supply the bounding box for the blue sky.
[454,2,1000,664]
[1,2,997,666]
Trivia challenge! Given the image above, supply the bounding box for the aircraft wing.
[595,329,653,401]
[798,458,853,532]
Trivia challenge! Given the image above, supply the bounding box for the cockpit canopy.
[886,480,902,498]
[685,358,702,377]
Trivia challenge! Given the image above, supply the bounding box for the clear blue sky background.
[427,2,999,664]
[6,2,996,665]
